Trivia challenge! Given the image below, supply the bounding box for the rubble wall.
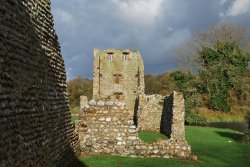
[137,92,186,141]
[0,0,78,166]
[78,100,193,159]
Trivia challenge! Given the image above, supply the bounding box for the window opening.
[113,74,122,84]
[99,74,103,80]
[122,52,129,61]
[107,52,113,62]
[115,93,124,100]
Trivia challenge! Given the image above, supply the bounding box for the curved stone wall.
[0,0,78,166]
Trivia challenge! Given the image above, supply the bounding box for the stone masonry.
[78,49,195,159]
[138,94,164,131]
[78,93,192,159]
[93,49,144,110]
[0,0,78,166]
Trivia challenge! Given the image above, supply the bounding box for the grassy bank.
[198,107,248,122]
[79,126,250,167]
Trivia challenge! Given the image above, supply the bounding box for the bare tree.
[174,23,249,71]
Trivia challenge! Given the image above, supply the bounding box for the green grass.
[138,131,167,143]
[71,114,78,123]
[79,126,250,167]
[70,107,79,123]
[71,106,80,114]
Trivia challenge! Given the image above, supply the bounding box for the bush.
[186,113,207,125]
[242,111,250,143]
[244,111,250,127]
[185,108,207,125]
[67,77,93,109]
[210,92,230,112]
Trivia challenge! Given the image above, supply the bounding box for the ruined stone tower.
[78,49,194,159]
[93,49,145,110]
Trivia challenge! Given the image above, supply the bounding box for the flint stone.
[114,101,122,107]
[128,136,137,140]
[97,101,105,106]
[89,99,97,106]
[105,101,114,106]
[106,117,111,121]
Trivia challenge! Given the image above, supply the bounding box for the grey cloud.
[51,0,250,80]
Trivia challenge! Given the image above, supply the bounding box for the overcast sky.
[51,0,250,80]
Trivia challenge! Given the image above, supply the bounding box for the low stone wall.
[77,99,194,159]
[78,106,138,156]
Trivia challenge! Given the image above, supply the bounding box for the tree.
[175,23,250,111]
[158,72,176,95]
[175,41,200,72]
[201,44,248,110]
[144,73,176,96]
[144,75,163,95]
[67,77,93,109]
[176,23,249,70]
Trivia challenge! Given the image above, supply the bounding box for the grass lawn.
[79,126,250,167]
[71,114,78,123]
[138,131,167,142]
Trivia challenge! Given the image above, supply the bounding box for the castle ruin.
[78,49,195,159]
[0,0,195,166]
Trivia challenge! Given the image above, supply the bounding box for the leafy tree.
[175,23,250,111]
[158,72,176,95]
[144,75,163,95]
[197,25,249,111]
[170,71,202,120]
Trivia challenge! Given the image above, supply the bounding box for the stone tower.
[78,50,194,159]
[92,49,145,109]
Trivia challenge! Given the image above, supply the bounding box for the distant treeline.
[145,23,250,123]
[67,23,250,123]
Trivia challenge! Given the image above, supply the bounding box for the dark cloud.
[51,0,250,79]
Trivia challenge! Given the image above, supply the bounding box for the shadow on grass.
[216,131,243,141]
[70,159,88,167]
[66,150,88,167]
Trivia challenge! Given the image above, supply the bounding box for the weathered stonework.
[138,94,164,131]
[93,49,144,110]
[0,0,78,166]
[78,49,195,160]
[137,92,186,141]
[78,98,192,159]
[161,92,186,140]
